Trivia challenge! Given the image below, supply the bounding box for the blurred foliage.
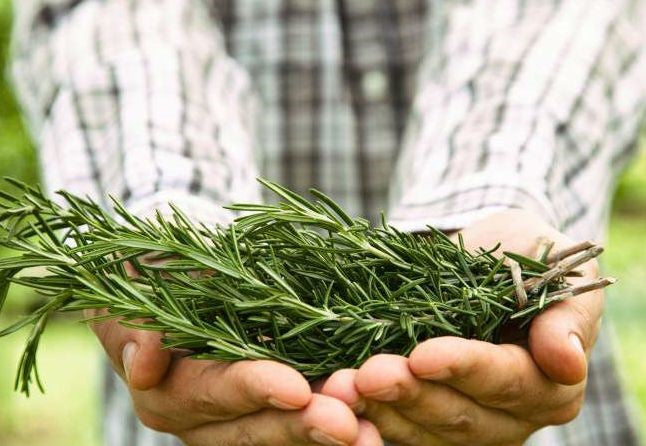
[0,319,102,446]
[0,0,643,445]
[604,219,646,432]
[613,135,646,217]
[0,0,37,185]
[0,3,101,445]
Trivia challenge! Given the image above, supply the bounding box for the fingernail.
[363,386,399,401]
[268,397,302,410]
[569,333,585,354]
[122,342,138,382]
[309,428,347,446]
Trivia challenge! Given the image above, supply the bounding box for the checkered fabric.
[9,0,646,444]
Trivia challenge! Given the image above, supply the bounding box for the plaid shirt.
[10,0,646,444]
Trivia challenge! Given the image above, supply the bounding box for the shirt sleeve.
[11,0,261,226]
[388,0,646,234]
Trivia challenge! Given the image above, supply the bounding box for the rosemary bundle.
[0,178,611,394]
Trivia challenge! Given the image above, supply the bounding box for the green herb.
[0,178,612,394]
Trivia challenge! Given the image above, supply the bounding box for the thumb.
[87,311,172,390]
[528,290,603,385]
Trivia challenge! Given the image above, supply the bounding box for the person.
[9,0,645,444]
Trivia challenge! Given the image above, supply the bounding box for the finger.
[323,370,406,445]
[322,368,438,445]
[85,261,174,390]
[133,358,312,430]
[356,354,532,444]
[529,287,603,385]
[321,369,365,413]
[353,420,384,446]
[409,338,582,421]
[450,209,563,256]
[356,400,444,446]
[181,394,359,446]
[452,211,602,386]
[87,312,171,390]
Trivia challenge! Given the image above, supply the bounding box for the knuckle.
[398,423,431,446]
[134,407,175,433]
[544,397,584,425]
[234,366,268,405]
[567,303,599,348]
[449,357,478,382]
[91,317,117,343]
[407,430,430,446]
[486,373,524,407]
[195,363,252,418]
[435,409,476,432]
[235,426,266,446]
[193,385,231,420]
[192,391,220,417]
[570,299,595,323]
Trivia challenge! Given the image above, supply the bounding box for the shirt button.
[361,70,388,101]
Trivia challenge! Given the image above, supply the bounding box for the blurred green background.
[0,1,644,445]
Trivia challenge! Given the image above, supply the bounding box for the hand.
[88,316,385,445]
[87,258,383,446]
[321,209,602,445]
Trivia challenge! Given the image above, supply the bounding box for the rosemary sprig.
[0,178,612,394]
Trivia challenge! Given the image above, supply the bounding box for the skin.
[88,287,383,445]
[90,208,600,445]
[320,209,602,445]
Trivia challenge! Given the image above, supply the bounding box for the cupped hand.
[86,257,384,445]
[322,209,603,445]
[88,315,384,445]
